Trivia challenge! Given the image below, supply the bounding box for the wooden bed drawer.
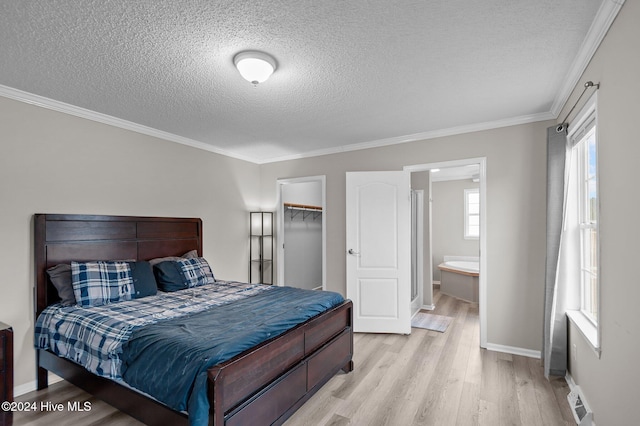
[217,332,305,411]
[307,329,351,391]
[225,363,306,426]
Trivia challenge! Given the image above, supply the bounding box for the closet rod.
[284,202,323,212]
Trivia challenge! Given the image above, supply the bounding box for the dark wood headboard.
[34,214,202,318]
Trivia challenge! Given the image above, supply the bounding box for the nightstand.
[0,321,13,403]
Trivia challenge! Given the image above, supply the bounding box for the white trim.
[0,83,551,166]
[567,310,601,356]
[567,92,598,141]
[567,91,601,354]
[276,176,327,291]
[404,157,488,349]
[0,84,257,164]
[485,343,541,359]
[263,112,553,164]
[411,190,425,316]
[405,157,486,173]
[565,371,578,391]
[421,304,436,311]
[14,373,63,397]
[550,0,625,118]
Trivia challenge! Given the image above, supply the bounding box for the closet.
[283,202,323,290]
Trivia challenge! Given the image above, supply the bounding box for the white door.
[346,171,411,334]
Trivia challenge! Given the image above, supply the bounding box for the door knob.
[348,249,360,255]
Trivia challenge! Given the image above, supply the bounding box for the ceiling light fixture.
[233,51,277,85]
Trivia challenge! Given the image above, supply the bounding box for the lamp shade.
[250,212,273,236]
[234,51,276,84]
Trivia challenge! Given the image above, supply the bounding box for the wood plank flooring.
[11,290,575,426]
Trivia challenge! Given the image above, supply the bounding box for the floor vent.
[567,386,593,426]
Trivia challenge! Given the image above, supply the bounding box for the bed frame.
[34,214,353,425]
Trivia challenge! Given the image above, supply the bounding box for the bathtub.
[438,256,479,302]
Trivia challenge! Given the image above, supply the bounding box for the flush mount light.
[233,51,277,85]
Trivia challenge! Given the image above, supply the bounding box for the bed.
[34,214,353,425]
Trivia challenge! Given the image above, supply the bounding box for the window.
[565,95,600,351]
[464,188,479,239]
[576,124,598,324]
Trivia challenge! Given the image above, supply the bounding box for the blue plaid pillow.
[71,261,135,307]
[176,257,215,288]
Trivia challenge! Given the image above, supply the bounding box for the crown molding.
[0,84,258,164]
[257,111,555,164]
[550,0,625,118]
[2,82,556,165]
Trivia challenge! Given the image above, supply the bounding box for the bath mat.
[411,312,453,333]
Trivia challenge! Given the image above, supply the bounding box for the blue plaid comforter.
[34,281,273,379]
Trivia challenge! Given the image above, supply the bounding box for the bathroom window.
[464,188,479,239]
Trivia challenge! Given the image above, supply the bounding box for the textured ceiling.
[0,0,606,163]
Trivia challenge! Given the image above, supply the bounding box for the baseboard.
[421,304,435,311]
[565,372,577,389]
[485,343,541,359]
[14,372,63,397]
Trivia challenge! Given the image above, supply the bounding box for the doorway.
[276,176,326,290]
[410,189,424,316]
[405,157,487,348]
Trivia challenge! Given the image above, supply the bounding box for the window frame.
[566,92,600,353]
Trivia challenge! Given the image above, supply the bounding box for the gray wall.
[0,96,260,392]
[260,120,549,353]
[431,179,480,282]
[561,1,640,424]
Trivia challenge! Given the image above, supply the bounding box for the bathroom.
[431,166,480,303]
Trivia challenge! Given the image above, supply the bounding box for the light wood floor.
[12,290,575,425]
